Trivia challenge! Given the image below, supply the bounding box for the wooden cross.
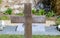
[11,3,46,38]
[24,3,32,38]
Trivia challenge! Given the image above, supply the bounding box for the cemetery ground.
[0,15,60,38]
[0,35,60,38]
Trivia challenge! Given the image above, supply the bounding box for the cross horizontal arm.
[10,16,46,23]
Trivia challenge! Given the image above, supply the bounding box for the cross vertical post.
[24,3,32,38]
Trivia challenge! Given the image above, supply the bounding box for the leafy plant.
[4,8,13,15]
[37,9,45,15]
[32,9,45,16]
[46,11,55,17]
[32,8,36,14]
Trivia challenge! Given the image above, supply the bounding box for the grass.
[0,35,60,38]
[56,17,60,25]
[0,0,2,4]
[0,16,9,20]
[16,13,24,16]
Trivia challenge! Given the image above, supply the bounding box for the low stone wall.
[0,20,19,26]
[46,20,56,27]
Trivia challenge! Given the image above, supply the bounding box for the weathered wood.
[11,16,46,23]
[24,3,32,38]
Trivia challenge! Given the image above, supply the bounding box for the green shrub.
[32,8,36,14]
[46,11,55,17]
[32,9,45,16]
[37,9,45,15]
[4,8,13,15]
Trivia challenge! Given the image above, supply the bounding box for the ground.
[0,35,60,38]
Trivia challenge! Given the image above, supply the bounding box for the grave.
[11,3,46,38]
[17,23,46,32]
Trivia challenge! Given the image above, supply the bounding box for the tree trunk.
[56,0,60,15]
[51,0,60,15]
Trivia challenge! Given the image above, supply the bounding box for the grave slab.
[17,23,46,32]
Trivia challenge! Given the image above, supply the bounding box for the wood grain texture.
[24,3,32,38]
[11,16,46,23]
